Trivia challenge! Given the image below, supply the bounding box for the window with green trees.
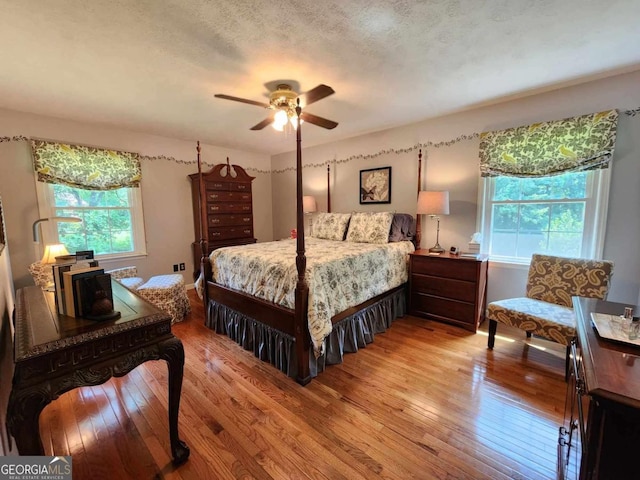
[481,169,608,263]
[36,183,146,258]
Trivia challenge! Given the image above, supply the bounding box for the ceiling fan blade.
[299,84,334,107]
[214,94,270,108]
[300,112,338,130]
[250,112,276,130]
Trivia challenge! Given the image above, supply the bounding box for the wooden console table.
[7,281,190,465]
[559,297,640,479]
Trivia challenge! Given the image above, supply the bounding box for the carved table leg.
[158,336,190,465]
[7,386,52,455]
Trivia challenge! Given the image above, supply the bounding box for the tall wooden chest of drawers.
[409,250,488,332]
[189,160,256,278]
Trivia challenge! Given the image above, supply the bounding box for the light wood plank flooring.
[39,290,577,479]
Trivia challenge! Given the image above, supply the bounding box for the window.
[36,182,146,259]
[480,169,609,263]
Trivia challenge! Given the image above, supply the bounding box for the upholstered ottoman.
[137,274,190,323]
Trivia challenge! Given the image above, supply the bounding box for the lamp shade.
[40,243,69,264]
[302,195,317,213]
[417,191,450,215]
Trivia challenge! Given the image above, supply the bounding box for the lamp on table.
[417,191,450,253]
[302,195,317,236]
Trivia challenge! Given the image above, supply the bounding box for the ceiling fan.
[214,83,338,131]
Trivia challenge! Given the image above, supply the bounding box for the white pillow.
[311,213,351,241]
[345,212,394,244]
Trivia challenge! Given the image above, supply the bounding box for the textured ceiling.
[1,0,639,155]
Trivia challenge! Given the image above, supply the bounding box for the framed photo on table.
[359,166,392,204]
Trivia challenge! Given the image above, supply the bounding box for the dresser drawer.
[208,214,253,227]
[209,226,254,240]
[208,203,252,214]
[411,255,477,282]
[229,183,250,192]
[411,274,476,303]
[206,191,252,203]
[411,293,475,324]
[206,181,230,191]
[205,181,251,192]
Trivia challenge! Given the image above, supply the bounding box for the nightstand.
[409,250,488,332]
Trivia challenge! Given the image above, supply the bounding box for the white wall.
[271,70,640,304]
[0,108,273,289]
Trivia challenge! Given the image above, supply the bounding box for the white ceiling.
[1,0,639,155]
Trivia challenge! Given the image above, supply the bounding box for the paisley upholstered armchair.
[487,253,614,378]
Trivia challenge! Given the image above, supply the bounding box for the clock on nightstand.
[409,250,488,332]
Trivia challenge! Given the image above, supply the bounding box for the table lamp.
[417,191,450,253]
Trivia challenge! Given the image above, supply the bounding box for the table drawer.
[411,274,476,303]
[411,293,475,324]
[411,256,477,282]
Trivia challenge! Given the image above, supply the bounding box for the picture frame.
[359,166,392,204]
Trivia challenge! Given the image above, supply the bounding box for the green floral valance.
[31,140,141,190]
[479,109,618,177]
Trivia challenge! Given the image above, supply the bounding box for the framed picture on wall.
[359,166,392,204]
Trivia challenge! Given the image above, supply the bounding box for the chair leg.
[565,345,571,382]
[488,319,497,349]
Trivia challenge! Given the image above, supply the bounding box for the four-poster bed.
[196,107,417,385]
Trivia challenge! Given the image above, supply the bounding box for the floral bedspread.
[209,238,415,355]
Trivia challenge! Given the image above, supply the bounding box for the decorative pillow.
[389,213,416,242]
[311,213,351,241]
[346,212,394,244]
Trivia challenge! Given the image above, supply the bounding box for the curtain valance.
[31,140,141,190]
[479,109,618,178]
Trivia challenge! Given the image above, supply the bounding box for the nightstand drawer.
[411,293,475,324]
[411,274,476,303]
[411,256,477,282]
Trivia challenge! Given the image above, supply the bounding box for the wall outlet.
[173,264,179,272]
[179,263,185,271]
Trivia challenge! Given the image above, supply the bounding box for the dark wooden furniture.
[559,297,640,479]
[189,157,256,278]
[7,281,190,465]
[196,133,415,385]
[409,250,488,332]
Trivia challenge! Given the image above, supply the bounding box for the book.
[62,267,104,317]
[52,263,73,314]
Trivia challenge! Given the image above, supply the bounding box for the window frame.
[35,179,147,260]
[478,168,611,265]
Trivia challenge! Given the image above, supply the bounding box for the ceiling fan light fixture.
[272,109,289,130]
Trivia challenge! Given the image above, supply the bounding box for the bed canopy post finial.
[415,149,423,249]
[294,99,311,385]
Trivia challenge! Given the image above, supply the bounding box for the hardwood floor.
[39,290,577,479]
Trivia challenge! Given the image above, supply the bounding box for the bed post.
[294,101,312,385]
[327,162,331,213]
[197,141,210,306]
[415,149,423,249]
